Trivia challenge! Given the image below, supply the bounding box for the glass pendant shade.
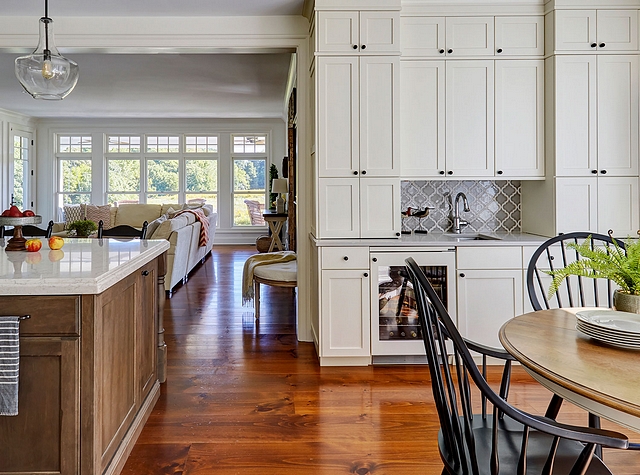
[15,16,79,100]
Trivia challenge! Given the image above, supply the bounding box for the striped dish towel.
[0,316,20,416]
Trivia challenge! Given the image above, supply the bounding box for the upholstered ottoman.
[252,260,297,319]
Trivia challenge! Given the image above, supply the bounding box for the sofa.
[53,203,217,296]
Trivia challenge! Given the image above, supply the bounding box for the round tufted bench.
[253,260,297,319]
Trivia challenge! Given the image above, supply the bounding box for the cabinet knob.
[141,270,149,276]
[372,257,378,262]
[591,43,597,48]
[353,170,359,175]
[447,170,453,175]
[447,49,453,54]
[363,272,369,277]
[353,45,358,50]
[600,170,607,175]
[361,170,367,175]
[459,273,465,278]
[497,170,503,175]
[439,170,445,175]
[591,169,598,174]
[395,232,400,237]
[343,256,349,261]
[496,48,503,54]
[439,49,445,54]
[599,43,606,48]
[361,45,366,50]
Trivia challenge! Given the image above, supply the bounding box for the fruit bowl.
[0,215,43,251]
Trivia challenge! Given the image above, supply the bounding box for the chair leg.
[589,413,603,460]
[254,280,260,319]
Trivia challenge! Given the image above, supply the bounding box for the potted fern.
[547,234,640,313]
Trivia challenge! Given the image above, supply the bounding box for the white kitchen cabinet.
[445,60,495,177]
[554,9,638,52]
[456,246,523,349]
[495,16,544,56]
[317,56,399,178]
[401,15,543,58]
[319,246,371,365]
[495,60,544,178]
[317,177,401,239]
[317,11,399,53]
[555,177,639,236]
[554,55,639,177]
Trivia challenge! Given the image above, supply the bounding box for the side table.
[262,211,287,252]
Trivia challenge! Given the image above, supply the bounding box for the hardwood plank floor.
[122,245,640,474]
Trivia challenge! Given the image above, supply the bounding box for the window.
[232,134,267,226]
[11,130,31,210]
[146,135,179,153]
[56,135,92,206]
[147,159,179,203]
[106,135,141,204]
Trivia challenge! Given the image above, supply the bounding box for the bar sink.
[443,233,501,241]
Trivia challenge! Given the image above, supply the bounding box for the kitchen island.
[0,238,169,475]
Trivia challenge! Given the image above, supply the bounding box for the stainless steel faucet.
[451,192,470,234]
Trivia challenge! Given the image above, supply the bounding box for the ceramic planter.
[613,290,640,314]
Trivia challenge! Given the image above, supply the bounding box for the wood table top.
[499,308,640,420]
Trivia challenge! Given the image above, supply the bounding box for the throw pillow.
[166,207,180,218]
[85,204,112,229]
[146,215,167,238]
[63,204,85,228]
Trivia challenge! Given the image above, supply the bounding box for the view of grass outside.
[233,158,265,226]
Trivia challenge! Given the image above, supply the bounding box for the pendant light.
[15,0,79,100]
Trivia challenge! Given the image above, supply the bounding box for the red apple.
[1,209,9,217]
[8,205,22,217]
[25,238,42,252]
[48,236,64,250]
[22,209,35,217]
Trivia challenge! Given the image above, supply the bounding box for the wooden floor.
[122,245,640,475]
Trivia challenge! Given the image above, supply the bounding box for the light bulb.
[42,59,54,79]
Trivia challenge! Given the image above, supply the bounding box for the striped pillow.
[63,204,85,228]
[85,204,112,230]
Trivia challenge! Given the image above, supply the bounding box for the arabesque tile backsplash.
[401,180,521,234]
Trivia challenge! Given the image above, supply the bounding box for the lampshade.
[272,178,288,194]
[15,0,79,100]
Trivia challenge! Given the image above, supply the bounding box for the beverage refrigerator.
[370,248,457,363]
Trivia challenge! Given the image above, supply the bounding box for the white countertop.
[0,238,170,295]
[311,232,549,248]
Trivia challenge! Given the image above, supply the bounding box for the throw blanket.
[242,251,296,306]
[174,208,209,247]
[0,316,20,416]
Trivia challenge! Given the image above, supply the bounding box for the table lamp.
[272,178,288,214]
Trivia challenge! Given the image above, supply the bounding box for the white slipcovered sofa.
[53,203,217,296]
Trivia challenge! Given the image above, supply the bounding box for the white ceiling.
[0,0,305,119]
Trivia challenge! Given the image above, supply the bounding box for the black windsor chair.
[405,256,634,475]
[97,220,148,239]
[0,220,53,239]
[526,231,627,457]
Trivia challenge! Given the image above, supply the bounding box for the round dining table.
[499,308,640,433]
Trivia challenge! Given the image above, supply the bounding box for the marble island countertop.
[311,232,549,248]
[0,238,170,295]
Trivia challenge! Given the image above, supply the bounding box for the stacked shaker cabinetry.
[316,9,401,239]
[551,9,638,52]
[400,15,544,179]
[370,249,456,359]
[319,247,371,366]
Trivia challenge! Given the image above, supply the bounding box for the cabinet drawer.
[322,247,370,269]
[0,296,80,336]
[457,246,522,269]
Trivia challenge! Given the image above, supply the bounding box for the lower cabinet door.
[321,269,371,357]
[457,269,523,348]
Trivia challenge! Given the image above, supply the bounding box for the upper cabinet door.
[359,56,399,176]
[359,11,400,53]
[495,60,544,178]
[596,10,638,51]
[400,60,445,177]
[359,178,401,238]
[445,60,495,177]
[445,17,495,56]
[317,11,359,53]
[495,16,544,56]
[317,57,359,177]
[401,16,445,57]
[596,55,639,176]
[554,10,596,51]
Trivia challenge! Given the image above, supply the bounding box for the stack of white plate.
[575,309,640,349]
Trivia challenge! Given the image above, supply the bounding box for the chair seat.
[253,261,297,282]
[440,415,613,475]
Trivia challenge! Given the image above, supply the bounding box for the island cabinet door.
[137,258,158,400]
